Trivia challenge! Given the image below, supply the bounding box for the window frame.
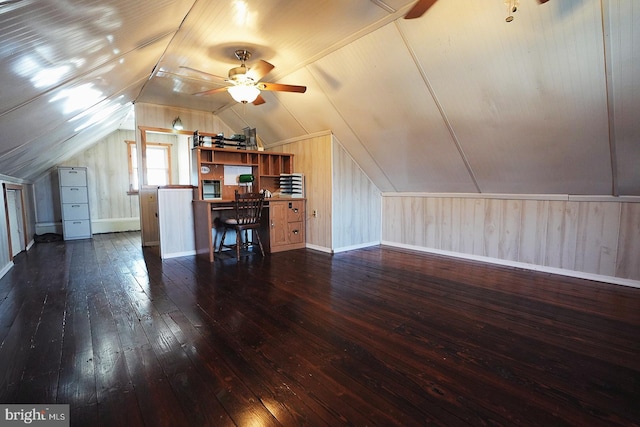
[126,140,172,194]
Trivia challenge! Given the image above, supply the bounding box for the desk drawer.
[286,201,304,222]
[287,221,304,244]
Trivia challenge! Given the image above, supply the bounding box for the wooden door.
[269,201,288,247]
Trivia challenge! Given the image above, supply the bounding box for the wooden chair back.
[232,191,265,227]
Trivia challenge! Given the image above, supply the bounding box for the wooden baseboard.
[382,240,640,289]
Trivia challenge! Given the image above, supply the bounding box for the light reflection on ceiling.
[232,0,256,28]
[49,83,105,115]
[70,97,129,132]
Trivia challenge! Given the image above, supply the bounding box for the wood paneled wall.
[382,195,640,282]
[134,103,236,245]
[273,133,333,250]
[62,129,139,220]
[270,131,381,252]
[33,129,140,233]
[332,140,381,250]
[134,103,234,136]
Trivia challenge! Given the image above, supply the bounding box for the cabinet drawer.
[286,201,304,222]
[59,168,87,186]
[287,221,304,244]
[61,186,88,203]
[62,203,89,220]
[63,220,91,239]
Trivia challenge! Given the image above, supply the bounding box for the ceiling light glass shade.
[172,116,183,130]
[228,85,260,103]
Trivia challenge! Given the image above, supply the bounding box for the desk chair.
[217,191,265,260]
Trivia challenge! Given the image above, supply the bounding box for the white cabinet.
[59,167,92,240]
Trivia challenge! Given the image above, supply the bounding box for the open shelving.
[192,145,295,200]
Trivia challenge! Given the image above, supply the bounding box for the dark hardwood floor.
[0,232,639,426]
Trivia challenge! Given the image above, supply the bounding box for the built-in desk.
[193,198,306,261]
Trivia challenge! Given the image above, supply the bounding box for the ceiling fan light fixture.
[228,84,260,104]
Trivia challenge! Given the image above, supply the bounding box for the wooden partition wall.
[382,194,640,284]
[268,131,382,253]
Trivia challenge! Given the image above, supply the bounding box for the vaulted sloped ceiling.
[0,0,638,196]
[0,0,195,179]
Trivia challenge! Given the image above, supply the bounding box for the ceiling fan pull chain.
[505,0,518,22]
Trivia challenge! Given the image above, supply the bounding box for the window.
[126,141,172,193]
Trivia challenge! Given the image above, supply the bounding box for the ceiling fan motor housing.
[228,49,253,83]
[228,65,251,83]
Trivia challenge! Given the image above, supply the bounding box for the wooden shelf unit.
[193,146,295,200]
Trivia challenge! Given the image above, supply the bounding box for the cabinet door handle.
[271,221,275,228]
[292,229,299,234]
[293,208,298,213]
[72,205,80,207]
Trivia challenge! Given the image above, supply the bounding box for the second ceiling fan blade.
[247,60,275,82]
[404,0,438,19]
[179,66,227,81]
[193,87,229,96]
[258,82,307,93]
[252,95,266,105]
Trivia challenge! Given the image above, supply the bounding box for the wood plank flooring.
[1,231,639,426]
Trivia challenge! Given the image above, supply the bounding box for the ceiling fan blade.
[258,82,307,93]
[538,0,549,3]
[404,0,438,19]
[179,66,227,81]
[192,87,228,96]
[252,95,266,106]
[247,60,275,82]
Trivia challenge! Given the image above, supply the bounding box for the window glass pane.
[147,169,168,185]
[128,142,170,190]
[129,143,138,191]
[131,171,139,190]
[146,145,169,186]
[147,147,166,164]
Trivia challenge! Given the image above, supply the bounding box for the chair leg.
[255,231,265,257]
[235,228,241,261]
[217,228,227,253]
